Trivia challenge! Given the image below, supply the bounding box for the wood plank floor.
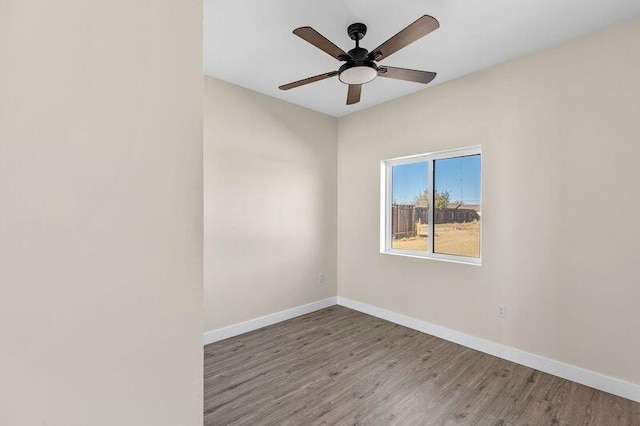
[204,306,640,425]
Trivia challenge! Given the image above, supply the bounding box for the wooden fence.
[392,204,419,239]
[392,204,479,239]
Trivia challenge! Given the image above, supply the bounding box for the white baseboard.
[337,296,640,403]
[203,297,337,345]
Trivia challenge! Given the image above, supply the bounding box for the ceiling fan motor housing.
[338,22,378,85]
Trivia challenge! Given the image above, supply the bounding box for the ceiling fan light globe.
[339,65,378,85]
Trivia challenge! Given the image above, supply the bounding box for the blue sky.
[392,155,481,204]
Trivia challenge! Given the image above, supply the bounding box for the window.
[381,146,482,264]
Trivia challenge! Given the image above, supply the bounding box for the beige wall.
[338,17,640,385]
[204,77,337,331]
[0,1,203,425]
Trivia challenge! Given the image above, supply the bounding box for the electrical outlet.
[498,305,507,319]
[318,273,325,283]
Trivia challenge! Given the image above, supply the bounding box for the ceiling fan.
[279,15,440,105]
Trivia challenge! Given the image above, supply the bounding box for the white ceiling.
[204,0,640,117]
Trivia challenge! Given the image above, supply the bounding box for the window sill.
[381,249,482,266]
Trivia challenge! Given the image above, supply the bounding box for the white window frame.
[380,146,482,265]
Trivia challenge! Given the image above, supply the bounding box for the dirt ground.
[391,221,480,258]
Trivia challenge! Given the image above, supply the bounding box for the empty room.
[2,0,640,425]
[202,1,640,424]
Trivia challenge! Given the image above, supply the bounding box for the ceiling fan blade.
[346,84,362,105]
[369,15,440,61]
[293,27,350,61]
[279,71,338,90]
[378,66,437,84]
